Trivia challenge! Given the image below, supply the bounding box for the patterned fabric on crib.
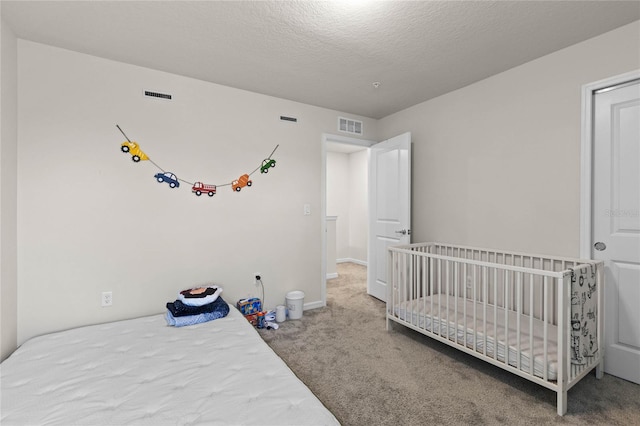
[570,264,598,365]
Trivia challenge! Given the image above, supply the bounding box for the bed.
[0,305,339,425]
[387,242,604,416]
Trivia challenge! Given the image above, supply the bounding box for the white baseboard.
[326,272,338,280]
[336,258,368,266]
[303,300,325,311]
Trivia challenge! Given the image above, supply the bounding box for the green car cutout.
[260,159,276,173]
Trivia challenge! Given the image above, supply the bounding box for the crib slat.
[463,262,468,348]
[473,264,478,353]
[516,272,522,371]
[446,260,451,341]
[422,255,427,330]
[454,260,459,344]
[430,257,434,333]
[543,276,549,382]
[438,258,442,337]
[493,267,498,361]
[505,269,509,366]
[483,266,488,357]
[529,272,534,377]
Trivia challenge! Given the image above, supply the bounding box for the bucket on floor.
[285,291,305,320]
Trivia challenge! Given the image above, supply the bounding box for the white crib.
[387,242,604,416]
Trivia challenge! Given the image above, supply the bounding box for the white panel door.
[368,133,411,301]
[593,80,640,384]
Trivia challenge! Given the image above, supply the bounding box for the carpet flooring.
[259,262,640,425]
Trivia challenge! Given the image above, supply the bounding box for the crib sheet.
[394,296,558,381]
[1,307,339,426]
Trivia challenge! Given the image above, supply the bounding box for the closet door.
[593,80,640,384]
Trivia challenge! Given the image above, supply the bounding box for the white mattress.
[1,307,339,426]
[394,296,558,381]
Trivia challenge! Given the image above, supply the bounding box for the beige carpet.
[259,262,640,425]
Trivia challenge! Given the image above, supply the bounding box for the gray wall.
[15,40,377,345]
[380,21,640,257]
[1,18,18,361]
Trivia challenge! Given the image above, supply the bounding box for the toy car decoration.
[116,126,279,197]
[192,182,217,197]
[260,158,276,173]
[232,174,252,192]
[121,141,149,162]
[154,172,180,188]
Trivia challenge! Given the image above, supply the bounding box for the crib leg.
[557,390,567,416]
[595,359,604,379]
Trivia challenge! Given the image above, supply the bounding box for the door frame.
[321,133,375,307]
[579,69,640,258]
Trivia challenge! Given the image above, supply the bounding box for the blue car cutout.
[154,172,180,188]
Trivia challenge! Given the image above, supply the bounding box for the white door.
[593,80,640,384]
[367,133,411,301]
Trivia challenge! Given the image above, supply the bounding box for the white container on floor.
[285,291,305,320]
[275,305,287,322]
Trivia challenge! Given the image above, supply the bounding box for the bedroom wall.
[347,149,368,263]
[16,40,377,345]
[326,152,350,260]
[326,149,368,264]
[379,20,640,257]
[0,19,18,361]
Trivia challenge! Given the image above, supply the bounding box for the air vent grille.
[338,117,363,135]
[144,90,172,100]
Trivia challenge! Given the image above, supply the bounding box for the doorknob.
[395,229,411,235]
[594,242,606,251]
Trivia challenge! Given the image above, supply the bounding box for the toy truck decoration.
[232,174,252,192]
[192,182,217,197]
[120,141,149,162]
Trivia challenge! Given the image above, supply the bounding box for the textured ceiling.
[2,1,639,119]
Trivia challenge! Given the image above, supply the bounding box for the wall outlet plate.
[101,291,113,307]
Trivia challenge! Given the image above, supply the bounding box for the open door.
[593,79,640,384]
[367,133,411,301]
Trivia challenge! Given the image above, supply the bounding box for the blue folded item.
[165,297,229,327]
[167,296,229,317]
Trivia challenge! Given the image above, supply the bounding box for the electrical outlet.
[101,291,113,307]
[254,273,262,285]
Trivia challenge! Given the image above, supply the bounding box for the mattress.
[394,296,558,381]
[0,306,339,426]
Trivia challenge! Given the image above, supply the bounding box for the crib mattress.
[394,296,558,381]
[0,307,339,426]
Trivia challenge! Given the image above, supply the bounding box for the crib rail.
[387,242,604,416]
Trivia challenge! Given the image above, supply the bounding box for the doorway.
[321,133,373,304]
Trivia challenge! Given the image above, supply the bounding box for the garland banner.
[117,125,278,197]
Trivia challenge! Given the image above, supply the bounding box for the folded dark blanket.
[166,296,230,318]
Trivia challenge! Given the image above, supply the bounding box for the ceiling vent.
[338,117,363,135]
[143,90,172,100]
